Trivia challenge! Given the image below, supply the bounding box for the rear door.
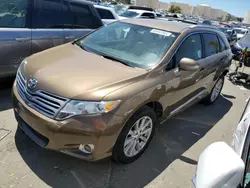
[65,0,103,42]
[200,33,222,84]
[0,0,32,77]
[31,0,64,54]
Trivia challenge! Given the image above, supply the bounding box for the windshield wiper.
[102,55,135,68]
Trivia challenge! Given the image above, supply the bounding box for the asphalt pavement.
[0,75,250,188]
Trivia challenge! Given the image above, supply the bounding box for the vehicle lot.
[0,76,250,188]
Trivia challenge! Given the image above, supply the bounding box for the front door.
[160,33,206,117]
[0,0,31,76]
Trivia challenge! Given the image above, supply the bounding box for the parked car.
[231,33,250,59]
[13,19,232,163]
[0,0,103,78]
[94,5,120,25]
[218,27,237,44]
[234,28,249,40]
[194,99,250,188]
[119,9,156,19]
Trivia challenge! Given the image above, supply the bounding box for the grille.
[16,71,68,118]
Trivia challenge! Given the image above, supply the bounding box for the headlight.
[56,100,121,120]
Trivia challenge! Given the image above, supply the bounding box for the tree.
[168,5,181,13]
[225,13,232,21]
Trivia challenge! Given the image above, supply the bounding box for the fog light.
[79,144,94,154]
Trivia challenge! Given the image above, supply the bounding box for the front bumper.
[13,82,125,161]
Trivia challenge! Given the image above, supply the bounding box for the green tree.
[168,5,181,13]
[225,13,232,21]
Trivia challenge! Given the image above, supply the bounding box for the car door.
[31,0,64,54]
[64,1,103,43]
[200,33,223,86]
[95,8,116,25]
[160,33,207,116]
[0,0,32,77]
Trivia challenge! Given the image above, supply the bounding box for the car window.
[175,34,202,65]
[0,0,28,28]
[32,0,62,28]
[96,8,115,19]
[69,2,102,29]
[141,13,154,18]
[218,36,228,52]
[203,33,220,57]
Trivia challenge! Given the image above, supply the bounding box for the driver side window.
[175,34,203,64]
[167,34,202,70]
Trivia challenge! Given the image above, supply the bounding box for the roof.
[121,19,192,33]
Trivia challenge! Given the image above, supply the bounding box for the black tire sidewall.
[112,106,157,164]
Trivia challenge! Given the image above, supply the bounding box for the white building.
[244,11,250,24]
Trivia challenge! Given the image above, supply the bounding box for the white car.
[94,5,120,25]
[118,9,156,19]
[194,99,250,188]
[235,28,249,40]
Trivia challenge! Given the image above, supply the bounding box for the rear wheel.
[112,106,157,164]
[202,76,224,105]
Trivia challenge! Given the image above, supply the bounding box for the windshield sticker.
[150,29,172,36]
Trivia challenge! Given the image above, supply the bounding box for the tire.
[112,106,157,164]
[202,76,224,105]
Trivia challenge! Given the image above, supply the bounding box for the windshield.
[76,22,178,69]
[119,11,139,18]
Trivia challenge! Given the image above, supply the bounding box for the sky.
[161,0,250,17]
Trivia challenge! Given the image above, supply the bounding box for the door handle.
[65,36,75,39]
[15,37,30,42]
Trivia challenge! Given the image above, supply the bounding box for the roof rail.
[189,25,218,29]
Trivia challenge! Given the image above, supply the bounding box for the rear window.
[69,2,103,29]
[203,33,220,57]
[218,36,228,52]
[96,8,115,19]
[32,0,62,28]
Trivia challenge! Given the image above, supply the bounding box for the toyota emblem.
[27,78,37,89]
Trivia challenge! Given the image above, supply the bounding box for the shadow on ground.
[15,96,232,188]
[0,77,15,112]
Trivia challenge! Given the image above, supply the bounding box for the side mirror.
[179,58,200,71]
[195,142,245,188]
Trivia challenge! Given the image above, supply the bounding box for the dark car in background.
[231,33,250,59]
[0,0,103,79]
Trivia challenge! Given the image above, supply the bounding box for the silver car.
[0,0,103,78]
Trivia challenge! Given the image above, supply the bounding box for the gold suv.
[13,19,232,163]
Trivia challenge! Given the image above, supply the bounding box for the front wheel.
[112,106,157,164]
[202,76,224,105]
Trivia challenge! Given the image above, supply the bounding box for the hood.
[24,43,147,100]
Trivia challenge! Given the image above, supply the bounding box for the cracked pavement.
[0,76,250,188]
